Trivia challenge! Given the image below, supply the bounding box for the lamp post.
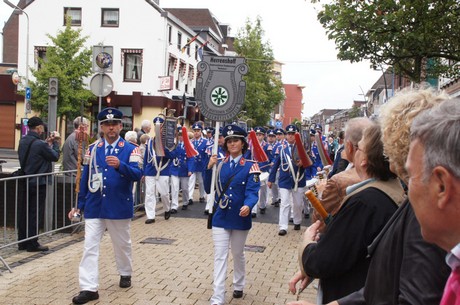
[4,0,30,117]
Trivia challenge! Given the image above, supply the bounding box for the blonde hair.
[379,85,448,182]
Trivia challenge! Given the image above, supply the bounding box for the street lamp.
[4,0,30,117]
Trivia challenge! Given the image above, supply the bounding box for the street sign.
[25,87,31,100]
[90,73,113,97]
[195,55,248,121]
[92,45,113,73]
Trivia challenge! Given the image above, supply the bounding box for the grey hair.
[410,99,460,180]
[141,119,151,128]
[125,130,138,143]
[344,117,373,145]
[73,116,89,129]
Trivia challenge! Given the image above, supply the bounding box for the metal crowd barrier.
[0,169,145,273]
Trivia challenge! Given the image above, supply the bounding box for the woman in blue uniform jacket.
[206,124,261,305]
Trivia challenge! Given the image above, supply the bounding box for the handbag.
[12,138,38,177]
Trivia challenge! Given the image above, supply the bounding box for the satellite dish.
[90,74,113,97]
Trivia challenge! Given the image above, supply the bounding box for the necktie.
[440,267,460,305]
[106,145,113,156]
[230,160,236,169]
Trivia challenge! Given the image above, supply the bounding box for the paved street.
[0,148,317,304]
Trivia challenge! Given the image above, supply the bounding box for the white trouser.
[145,175,170,219]
[279,187,305,230]
[210,227,249,305]
[271,171,280,202]
[189,172,206,200]
[171,175,190,209]
[79,218,132,291]
[252,182,268,214]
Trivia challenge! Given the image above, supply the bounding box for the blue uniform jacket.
[268,144,308,189]
[170,142,194,177]
[143,138,175,176]
[206,156,261,230]
[311,141,323,171]
[78,138,142,219]
[191,137,208,172]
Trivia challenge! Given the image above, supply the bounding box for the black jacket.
[302,187,399,303]
[338,200,449,305]
[18,131,60,185]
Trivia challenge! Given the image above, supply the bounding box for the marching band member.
[270,128,286,207]
[189,123,208,204]
[143,117,173,224]
[204,127,226,215]
[170,127,194,212]
[268,125,309,236]
[250,126,271,217]
[206,124,261,305]
[69,107,142,304]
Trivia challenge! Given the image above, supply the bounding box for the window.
[34,46,47,70]
[101,8,119,27]
[122,49,143,82]
[177,32,182,50]
[64,8,82,26]
[168,25,172,44]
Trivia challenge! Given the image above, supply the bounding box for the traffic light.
[49,78,58,96]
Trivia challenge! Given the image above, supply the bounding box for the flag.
[181,30,202,53]
[197,40,210,61]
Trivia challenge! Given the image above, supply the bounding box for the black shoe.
[289,218,293,223]
[72,290,99,304]
[251,213,257,218]
[274,201,280,207]
[18,244,27,251]
[233,290,243,298]
[164,211,171,220]
[260,208,266,214]
[27,244,49,252]
[170,209,177,214]
[294,224,301,230]
[278,229,287,236]
[119,275,131,288]
[188,199,194,205]
[199,197,206,203]
[204,210,209,215]
[182,205,188,210]
[145,218,155,224]
[304,213,310,219]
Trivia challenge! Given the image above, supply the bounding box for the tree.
[29,19,94,121]
[311,0,460,82]
[348,104,361,118]
[234,17,285,126]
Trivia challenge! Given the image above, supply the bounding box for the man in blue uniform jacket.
[69,107,142,305]
[268,125,313,236]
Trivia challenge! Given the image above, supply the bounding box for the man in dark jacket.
[17,116,60,252]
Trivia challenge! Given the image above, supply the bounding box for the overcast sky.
[1,0,384,117]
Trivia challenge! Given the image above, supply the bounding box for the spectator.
[137,119,151,144]
[289,123,405,303]
[17,116,60,252]
[408,98,460,305]
[62,116,89,172]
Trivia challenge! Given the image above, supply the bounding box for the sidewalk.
[0,208,317,304]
